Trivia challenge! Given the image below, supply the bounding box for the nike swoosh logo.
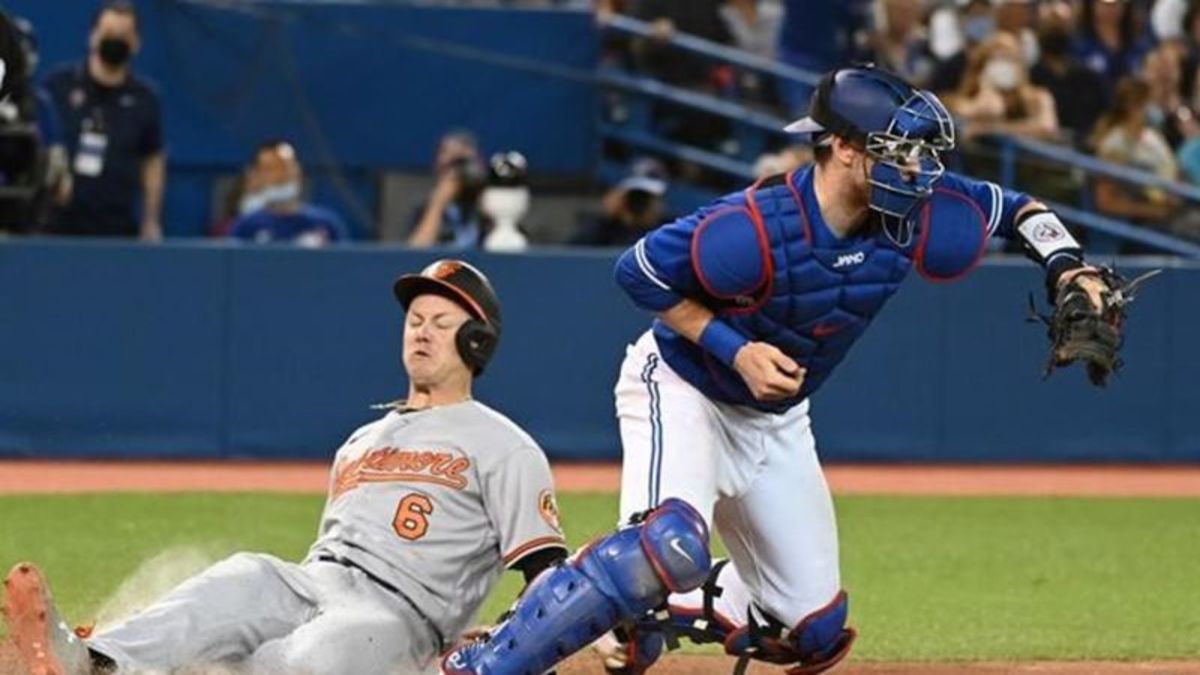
[669,538,693,565]
[812,323,842,338]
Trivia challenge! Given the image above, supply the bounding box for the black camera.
[448,155,486,203]
[623,188,656,219]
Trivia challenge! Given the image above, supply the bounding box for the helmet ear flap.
[456,319,498,375]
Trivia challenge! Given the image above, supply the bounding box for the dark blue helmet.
[786,65,956,245]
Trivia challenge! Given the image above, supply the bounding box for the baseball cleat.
[3,562,92,675]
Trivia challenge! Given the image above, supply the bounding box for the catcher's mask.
[786,65,956,247]
[393,259,502,375]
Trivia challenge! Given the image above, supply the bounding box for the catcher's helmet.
[393,259,502,375]
[786,64,956,245]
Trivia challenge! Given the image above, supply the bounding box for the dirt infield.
[1,461,1199,497]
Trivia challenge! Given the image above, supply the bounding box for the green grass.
[1,493,1198,661]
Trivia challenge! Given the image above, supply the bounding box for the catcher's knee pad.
[725,591,856,675]
[441,498,711,675]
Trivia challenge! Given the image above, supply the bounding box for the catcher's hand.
[1029,266,1160,386]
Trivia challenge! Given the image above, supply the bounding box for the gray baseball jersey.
[305,400,567,643]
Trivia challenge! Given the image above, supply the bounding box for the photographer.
[572,162,668,247]
[407,130,490,248]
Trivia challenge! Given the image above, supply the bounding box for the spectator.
[573,160,668,247]
[408,130,490,248]
[948,32,1060,141]
[1174,106,1200,182]
[1171,106,1200,241]
[869,0,937,88]
[228,140,348,247]
[625,0,735,150]
[42,0,164,240]
[778,0,871,113]
[1089,78,1180,225]
[928,0,995,95]
[1179,2,1200,105]
[627,0,731,88]
[719,0,785,103]
[994,0,1040,65]
[720,0,784,61]
[1031,20,1110,147]
[480,151,531,252]
[1141,40,1191,148]
[1076,0,1149,82]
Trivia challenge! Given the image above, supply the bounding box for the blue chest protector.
[655,167,990,412]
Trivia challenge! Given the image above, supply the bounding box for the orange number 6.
[394,494,434,540]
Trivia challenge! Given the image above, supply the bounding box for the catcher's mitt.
[1028,267,1160,386]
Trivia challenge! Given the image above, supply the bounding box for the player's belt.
[315,553,446,651]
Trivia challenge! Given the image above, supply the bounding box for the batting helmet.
[393,259,502,375]
[785,64,956,245]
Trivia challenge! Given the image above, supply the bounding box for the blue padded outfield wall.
[1,241,1197,462]
[7,1,599,237]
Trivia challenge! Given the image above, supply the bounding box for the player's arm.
[942,172,1104,302]
[614,207,802,401]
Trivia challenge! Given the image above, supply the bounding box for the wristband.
[699,319,749,368]
[1016,209,1083,265]
[1016,208,1086,300]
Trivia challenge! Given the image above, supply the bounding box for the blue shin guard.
[441,498,711,675]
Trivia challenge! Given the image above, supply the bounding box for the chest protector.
[683,169,988,409]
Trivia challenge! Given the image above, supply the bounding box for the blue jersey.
[615,165,1031,412]
[230,203,349,245]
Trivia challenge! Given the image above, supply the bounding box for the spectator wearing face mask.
[948,32,1060,141]
[228,140,348,247]
[408,130,490,248]
[42,0,164,241]
[1031,11,1111,148]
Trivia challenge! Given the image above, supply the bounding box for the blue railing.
[598,14,1200,257]
[600,13,819,87]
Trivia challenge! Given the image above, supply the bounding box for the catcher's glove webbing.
[1028,267,1160,387]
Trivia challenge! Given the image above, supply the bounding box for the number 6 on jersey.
[394,493,434,540]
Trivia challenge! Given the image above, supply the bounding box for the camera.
[448,155,486,199]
